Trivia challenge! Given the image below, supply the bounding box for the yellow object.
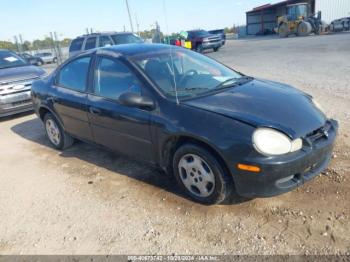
[184,41,192,49]
[237,164,261,173]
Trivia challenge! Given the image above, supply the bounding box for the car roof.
[75,44,183,58]
[102,43,183,57]
[187,29,207,33]
[75,32,134,39]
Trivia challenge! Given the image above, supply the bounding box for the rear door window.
[84,37,97,50]
[69,38,84,52]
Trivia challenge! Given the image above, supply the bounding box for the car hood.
[184,79,326,139]
[0,65,45,84]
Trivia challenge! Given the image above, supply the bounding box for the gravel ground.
[0,33,349,255]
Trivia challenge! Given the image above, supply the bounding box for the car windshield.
[131,47,249,100]
[111,34,143,44]
[191,30,210,37]
[0,50,28,69]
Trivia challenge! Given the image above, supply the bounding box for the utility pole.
[54,32,63,64]
[18,34,24,52]
[135,13,140,36]
[125,0,134,32]
[13,36,20,53]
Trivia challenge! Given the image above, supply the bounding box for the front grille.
[208,37,221,43]
[12,99,32,107]
[0,81,33,95]
[0,75,38,86]
[306,121,332,143]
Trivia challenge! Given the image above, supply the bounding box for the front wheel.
[213,47,220,52]
[173,144,233,205]
[44,113,74,150]
[196,44,203,53]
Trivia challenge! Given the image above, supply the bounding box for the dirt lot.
[1,33,349,255]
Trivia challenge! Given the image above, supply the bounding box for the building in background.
[316,0,350,23]
[246,0,350,35]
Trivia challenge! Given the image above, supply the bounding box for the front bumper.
[0,90,33,117]
[233,119,338,198]
[202,41,222,49]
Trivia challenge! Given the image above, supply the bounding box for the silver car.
[0,49,46,117]
[35,52,58,64]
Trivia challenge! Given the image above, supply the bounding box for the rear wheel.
[44,113,74,150]
[53,57,58,63]
[173,144,233,205]
[278,23,289,38]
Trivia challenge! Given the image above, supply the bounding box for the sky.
[0,0,281,42]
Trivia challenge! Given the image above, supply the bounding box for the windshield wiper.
[214,76,253,90]
[184,87,210,91]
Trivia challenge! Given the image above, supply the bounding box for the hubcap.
[45,119,61,146]
[178,154,215,198]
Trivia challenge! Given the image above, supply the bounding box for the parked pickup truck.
[185,30,222,53]
[208,29,226,46]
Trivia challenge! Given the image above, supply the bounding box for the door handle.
[89,107,101,115]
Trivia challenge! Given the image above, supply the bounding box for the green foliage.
[139,29,164,40]
[0,37,72,51]
[0,41,17,51]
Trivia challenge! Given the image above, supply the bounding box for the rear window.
[69,38,84,52]
[84,37,97,50]
[111,34,143,45]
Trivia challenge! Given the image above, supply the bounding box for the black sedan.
[31,44,338,204]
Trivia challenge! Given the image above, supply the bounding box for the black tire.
[173,144,233,205]
[213,47,220,52]
[53,58,58,63]
[196,44,203,53]
[43,112,74,150]
[37,60,43,66]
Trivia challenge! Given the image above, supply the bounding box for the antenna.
[162,0,179,105]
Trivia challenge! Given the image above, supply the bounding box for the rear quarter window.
[69,38,84,52]
[84,37,97,50]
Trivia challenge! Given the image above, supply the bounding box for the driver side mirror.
[119,92,155,110]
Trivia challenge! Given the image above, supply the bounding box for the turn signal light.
[237,164,261,173]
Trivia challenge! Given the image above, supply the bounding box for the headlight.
[312,98,325,114]
[253,128,303,156]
